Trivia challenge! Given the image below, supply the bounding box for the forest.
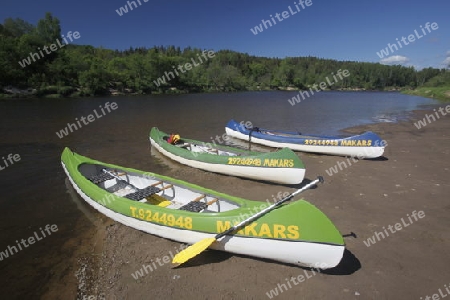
[1,13,448,98]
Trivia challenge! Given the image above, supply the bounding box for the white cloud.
[442,57,450,67]
[439,51,450,68]
[380,55,410,65]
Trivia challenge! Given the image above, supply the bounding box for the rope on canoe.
[248,126,260,151]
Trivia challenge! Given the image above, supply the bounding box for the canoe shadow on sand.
[301,151,389,161]
[363,155,388,162]
[177,248,361,276]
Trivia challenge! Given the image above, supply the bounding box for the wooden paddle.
[171,176,324,267]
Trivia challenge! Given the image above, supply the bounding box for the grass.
[402,86,450,102]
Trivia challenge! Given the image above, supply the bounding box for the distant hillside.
[1,13,448,98]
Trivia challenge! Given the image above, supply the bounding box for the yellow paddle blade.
[172,237,216,266]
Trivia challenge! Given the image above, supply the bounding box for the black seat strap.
[88,172,114,184]
[179,201,208,212]
[125,186,161,201]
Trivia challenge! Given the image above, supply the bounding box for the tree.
[1,13,447,96]
[2,18,34,37]
[78,58,110,95]
[35,12,61,44]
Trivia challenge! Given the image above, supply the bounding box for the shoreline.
[402,86,450,102]
[41,179,111,300]
[48,104,450,299]
[0,86,419,100]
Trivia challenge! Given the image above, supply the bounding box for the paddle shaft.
[215,176,324,240]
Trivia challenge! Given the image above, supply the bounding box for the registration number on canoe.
[227,157,295,168]
[304,140,339,146]
[129,206,192,229]
[304,139,373,147]
[227,157,262,166]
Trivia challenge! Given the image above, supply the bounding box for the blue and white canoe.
[225,119,385,158]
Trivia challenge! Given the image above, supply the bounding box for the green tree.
[35,13,61,44]
[2,18,34,37]
[78,58,110,95]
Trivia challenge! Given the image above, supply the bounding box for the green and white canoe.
[61,148,344,268]
[150,127,306,184]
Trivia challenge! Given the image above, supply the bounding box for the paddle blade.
[172,237,216,266]
[146,194,171,207]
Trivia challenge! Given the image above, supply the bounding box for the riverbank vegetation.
[401,71,450,101]
[1,13,448,98]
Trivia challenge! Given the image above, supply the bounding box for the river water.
[0,91,436,298]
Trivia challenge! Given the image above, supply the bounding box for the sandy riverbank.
[44,105,450,300]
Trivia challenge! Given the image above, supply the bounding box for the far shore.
[1,85,428,99]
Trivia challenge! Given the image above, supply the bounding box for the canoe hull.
[225,119,385,158]
[150,127,306,184]
[64,163,343,268]
[61,148,345,269]
[150,136,305,184]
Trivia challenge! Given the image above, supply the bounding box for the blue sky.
[1,0,449,69]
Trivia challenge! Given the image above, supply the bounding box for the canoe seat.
[179,197,219,212]
[88,172,114,184]
[179,201,208,212]
[125,186,161,201]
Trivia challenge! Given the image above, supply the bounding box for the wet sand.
[43,106,450,300]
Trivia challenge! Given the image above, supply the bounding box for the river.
[0,91,436,298]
